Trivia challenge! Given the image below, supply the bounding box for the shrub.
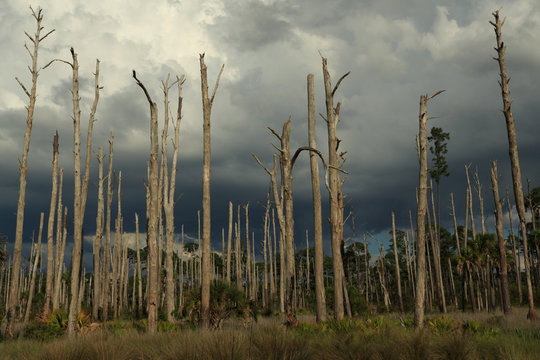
[427,315,456,334]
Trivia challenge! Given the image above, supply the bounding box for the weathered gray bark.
[134,71,160,333]
[67,51,100,336]
[321,57,350,320]
[226,201,233,283]
[392,212,404,313]
[43,132,59,317]
[244,203,252,299]
[112,171,122,319]
[414,91,443,329]
[52,170,64,311]
[506,190,522,304]
[162,75,184,322]
[491,10,536,319]
[92,146,105,320]
[24,213,44,325]
[490,161,511,314]
[135,213,143,316]
[199,54,224,329]
[102,132,114,321]
[307,73,327,322]
[6,7,54,339]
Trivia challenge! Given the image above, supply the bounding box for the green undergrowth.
[2,311,540,359]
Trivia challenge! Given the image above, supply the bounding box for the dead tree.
[162,74,185,322]
[321,56,350,321]
[43,131,59,317]
[307,73,327,322]
[490,161,511,314]
[414,91,444,329]
[133,71,160,334]
[92,146,105,320]
[491,9,536,319]
[24,213,44,325]
[199,54,224,329]
[392,211,404,313]
[102,132,114,321]
[6,7,54,339]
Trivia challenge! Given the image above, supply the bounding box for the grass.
[1,308,540,359]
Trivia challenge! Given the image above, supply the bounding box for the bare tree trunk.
[24,213,44,325]
[44,132,59,317]
[244,204,252,300]
[162,75,184,322]
[263,194,270,308]
[474,168,487,234]
[199,55,224,329]
[67,51,100,336]
[227,202,233,283]
[506,190,522,304]
[92,146,105,320]
[102,132,114,321]
[112,171,122,319]
[465,164,477,242]
[392,212,404,313]
[414,91,443,329]
[52,171,64,311]
[450,193,461,255]
[134,72,160,334]
[491,10,536,319]
[135,213,143,316]
[491,161,511,314]
[321,57,349,321]
[307,73,327,322]
[268,208,275,300]
[6,8,54,339]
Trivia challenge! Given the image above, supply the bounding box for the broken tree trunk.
[199,54,224,329]
[491,9,536,319]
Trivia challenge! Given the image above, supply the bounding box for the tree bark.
[392,211,404,313]
[6,7,54,339]
[307,73,327,322]
[102,132,114,321]
[321,57,349,320]
[43,131,59,317]
[92,146,105,320]
[134,72,160,333]
[414,91,443,329]
[24,213,44,325]
[490,161,512,314]
[199,54,224,329]
[226,201,233,283]
[491,10,536,319]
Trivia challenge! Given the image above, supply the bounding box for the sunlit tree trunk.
[414,91,443,329]
[43,131,59,317]
[6,7,54,339]
[491,10,536,319]
[24,213,44,325]
[199,54,224,329]
[92,146,105,320]
[102,132,114,321]
[134,72,160,333]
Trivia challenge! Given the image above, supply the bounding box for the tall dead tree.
[491,10,536,319]
[490,161,511,314]
[24,213,44,325]
[162,74,185,322]
[92,146,105,320]
[226,201,233,283]
[307,73,327,322]
[133,71,160,334]
[66,50,101,336]
[392,211,404,313]
[6,7,54,339]
[43,131,59,317]
[102,132,114,321]
[199,54,224,329]
[414,91,444,329]
[321,56,350,321]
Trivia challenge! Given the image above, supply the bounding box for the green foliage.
[428,126,450,184]
[426,315,456,334]
[23,310,67,341]
[182,280,249,328]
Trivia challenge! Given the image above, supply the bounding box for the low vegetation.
[1,308,539,359]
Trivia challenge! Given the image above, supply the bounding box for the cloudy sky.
[0,0,539,266]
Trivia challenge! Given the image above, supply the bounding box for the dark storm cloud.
[208,1,294,51]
